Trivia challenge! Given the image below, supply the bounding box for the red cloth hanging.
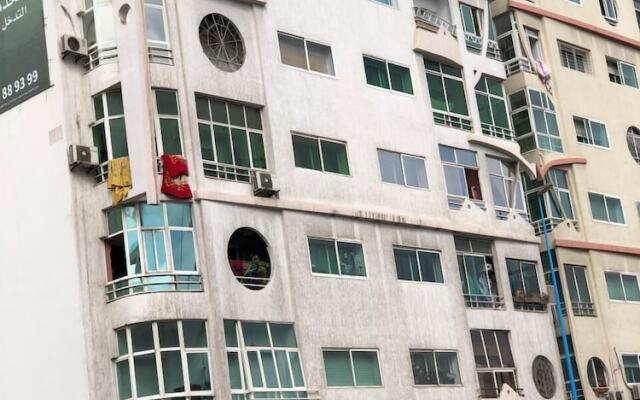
[161,154,193,199]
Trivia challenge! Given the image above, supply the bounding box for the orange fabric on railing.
[107,157,132,205]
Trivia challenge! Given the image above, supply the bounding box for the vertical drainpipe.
[537,194,579,400]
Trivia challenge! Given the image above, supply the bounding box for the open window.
[228,228,271,290]
[439,145,483,207]
[587,357,609,394]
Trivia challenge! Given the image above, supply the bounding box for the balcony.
[532,217,579,236]
[231,389,320,400]
[203,160,255,183]
[505,57,533,77]
[481,123,514,141]
[487,40,502,61]
[512,291,549,312]
[413,7,462,66]
[434,111,473,131]
[106,272,203,302]
[464,294,505,309]
[571,301,596,317]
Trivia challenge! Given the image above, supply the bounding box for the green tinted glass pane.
[427,73,447,111]
[606,197,625,223]
[108,208,123,235]
[117,329,128,356]
[248,351,263,387]
[476,94,492,125]
[419,251,443,283]
[337,242,366,276]
[394,249,419,281]
[435,352,461,384]
[309,239,339,275]
[388,63,413,94]
[199,123,214,161]
[475,76,487,92]
[116,360,132,400]
[228,352,243,389]
[533,109,547,134]
[512,110,532,137]
[224,320,238,347]
[589,193,608,221]
[171,231,196,271]
[353,351,382,386]
[228,104,246,126]
[529,90,543,107]
[575,267,592,303]
[444,78,469,115]
[183,321,207,348]
[166,203,192,227]
[131,323,154,352]
[160,119,182,155]
[162,351,184,393]
[134,354,160,397]
[188,353,212,391]
[107,91,124,115]
[460,5,476,34]
[211,100,228,123]
[245,107,262,130]
[623,275,640,301]
[522,262,540,294]
[606,272,625,300]
[214,125,233,164]
[424,59,440,72]
[110,118,129,158]
[590,122,609,147]
[270,324,297,347]
[546,113,560,136]
[157,322,180,349]
[364,57,390,89]
[155,90,178,115]
[509,90,527,109]
[293,135,322,171]
[94,95,104,120]
[261,351,279,388]
[323,351,354,387]
[442,63,463,78]
[487,78,503,96]
[196,96,210,120]
[621,63,639,87]
[231,129,251,167]
[250,132,267,169]
[140,204,164,228]
[93,124,108,163]
[491,98,510,128]
[242,322,270,346]
[289,352,305,387]
[275,350,293,388]
[321,140,350,175]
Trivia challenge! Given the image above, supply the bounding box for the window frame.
[573,116,610,149]
[144,0,171,50]
[564,264,596,316]
[425,60,469,118]
[409,349,462,386]
[475,75,513,138]
[558,41,590,73]
[307,237,368,279]
[508,87,563,153]
[588,191,626,225]
[153,88,184,156]
[377,148,429,190]
[392,246,445,284]
[277,31,336,77]
[439,145,482,202]
[291,132,351,176]
[322,348,384,388]
[363,55,414,95]
[607,58,638,87]
[486,156,526,212]
[470,329,519,396]
[621,353,640,384]
[600,0,618,23]
[369,0,396,8]
[604,270,640,303]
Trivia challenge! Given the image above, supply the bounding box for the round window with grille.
[199,14,245,72]
[532,355,556,399]
[627,127,640,164]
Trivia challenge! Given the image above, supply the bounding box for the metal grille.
[199,14,245,72]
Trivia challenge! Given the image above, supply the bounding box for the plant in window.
[227,228,271,290]
[199,14,245,72]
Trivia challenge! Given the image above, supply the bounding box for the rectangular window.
[605,272,640,302]
[323,349,382,387]
[557,336,585,398]
[224,320,309,398]
[363,56,413,94]
[92,89,129,182]
[377,149,428,188]
[475,76,512,139]
[196,95,267,183]
[559,42,590,73]
[278,32,335,76]
[292,134,349,175]
[456,237,502,309]
[154,89,183,156]
[104,202,201,301]
[588,192,625,224]
[308,238,366,277]
[470,330,518,398]
[372,0,394,5]
[635,0,640,29]
[83,0,117,69]
[410,351,461,385]
[573,117,609,148]
[565,265,596,316]
[524,169,574,225]
[425,59,471,130]
[144,0,171,64]
[607,58,639,88]
[623,354,640,383]
[507,259,545,311]
[460,4,483,52]
[439,145,482,202]
[393,247,444,283]
[525,27,542,61]
[600,0,618,22]
[487,156,525,211]
[114,320,212,400]
[509,88,562,153]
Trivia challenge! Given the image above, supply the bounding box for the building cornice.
[556,239,640,256]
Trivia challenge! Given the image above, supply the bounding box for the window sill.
[366,83,415,98]
[311,272,368,280]
[280,62,338,80]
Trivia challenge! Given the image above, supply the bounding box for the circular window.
[532,355,556,399]
[587,357,609,395]
[627,127,640,164]
[228,228,271,290]
[199,14,245,72]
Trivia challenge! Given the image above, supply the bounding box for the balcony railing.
[413,7,457,37]
[433,111,473,131]
[203,160,255,183]
[505,57,533,77]
[231,389,320,400]
[571,301,596,317]
[481,123,514,141]
[464,294,505,309]
[106,272,203,302]
[86,45,118,70]
[487,40,502,61]
[465,32,483,52]
[532,217,579,235]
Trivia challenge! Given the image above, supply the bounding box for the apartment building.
[0,0,592,399]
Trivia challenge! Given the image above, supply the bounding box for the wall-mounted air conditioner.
[251,171,279,197]
[68,144,99,170]
[61,34,88,60]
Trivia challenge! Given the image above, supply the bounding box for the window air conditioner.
[68,144,99,170]
[61,34,89,59]
[251,171,279,198]
[632,384,640,400]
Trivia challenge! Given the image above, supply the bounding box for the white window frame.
[153,88,184,156]
[559,42,590,73]
[588,191,626,225]
[393,246,445,284]
[471,330,519,395]
[564,264,595,316]
[600,0,618,23]
[307,237,367,279]
[322,348,384,388]
[524,27,543,60]
[363,54,414,96]
[277,31,336,77]
[144,0,170,50]
[573,116,610,149]
[607,58,638,87]
[508,87,563,153]
[377,149,429,190]
[426,61,469,118]
[92,90,125,163]
[369,0,396,8]
[621,353,640,384]
[604,270,640,303]
[292,132,350,177]
[409,350,462,386]
[440,145,481,200]
[487,156,525,212]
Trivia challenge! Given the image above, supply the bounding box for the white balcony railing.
[106,272,203,302]
[231,389,321,400]
[487,40,502,60]
[203,160,255,183]
[465,32,483,52]
[571,301,596,317]
[532,217,579,235]
[86,45,118,70]
[433,111,473,131]
[505,57,533,77]
[464,294,506,309]
[413,7,457,37]
[481,123,515,141]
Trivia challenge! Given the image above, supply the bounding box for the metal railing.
[95,161,109,183]
[233,275,271,290]
[487,40,502,60]
[481,124,515,141]
[465,32,483,52]
[464,294,505,309]
[532,217,579,236]
[514,301,547,312]
[106,273,203,302]
[505,57,533,77]
[231,389,320,400]
[571,301,596,317]
[413,7,457,37]
[148,46,174,65]
[86,45,118,70]
[433,111,473,131]
[203,160,253,183]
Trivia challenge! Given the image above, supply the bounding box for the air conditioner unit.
[68,144,99,170]
[251,171,279,197]
[61,34,89,59]
[632,384,640,400]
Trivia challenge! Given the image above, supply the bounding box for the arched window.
[587,357,609,392]
[228,228,271,290]
[627,127,640,164]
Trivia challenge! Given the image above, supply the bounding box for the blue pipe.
[537,194,579,400]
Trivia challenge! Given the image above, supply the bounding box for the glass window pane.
[245,107,262,130]
[155,90,178,115]
[228,104,245,127]
[145,6,166,43]
[484,332,502,368]
[211,100,228,124]
[117,329,128,356]
[491,97,510,128]
[496,331,514,367]
[292,135,322,171]
[248,351,264,387]
[134,354,160,397]
[402,156,428,188]
[93,124,108,163]
[388,63,413,94]
[574,267,592,303]
[394,248,419,281]
[250,132,267,169]
[427,73,447,111]
[436,352,462,384]
[196,97,210,120]
[279,33,308,70]
[476,93,492,125]
[590,121,609,147]
[171,231,196,271]
[522,262,540,294]
[160,119,182,155]
[116,360,132,400]
[418,251,443,283]
[621,63,639,87]
[289,352,305,387]
[439,145,456,163]
[275,350,293,388]
[131,323,154,352]
[141,205,164,228]
[378,150,403,185]
[161,350,184,393]
[364,57,390,89]
[323,351,354,387]
[456,149,477,167]
[337,242,366,276]
[231,129,251,167]
[270,324,298,347]
[411,352,437,385]
[309,239,339,275]
[199,124,214,161]
[606,272,625,300]
[321,140,350,175]
[107,91,124,115]
[242,322,270,346]
[224,320,238,347]
[606,197,625,223]
[261,350,279,388]
[471,330,488,368]
[490,175,508,208]
[188,353,212,391]
[127,231,141,275]
[227,352,243,389]
[307,41,335,75]
[444,78,469,116]
[158,321,179,348]
[622,275,640,301]
[214,125,233,164]
[623,355,640,383]
[166,203,192,227]
[110,118,129,158]
[589,193,608,221]
[443,165,468,197]
[352,351,382,386]
[183,321,207,348]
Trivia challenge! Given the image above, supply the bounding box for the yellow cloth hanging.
[107,157,132,205]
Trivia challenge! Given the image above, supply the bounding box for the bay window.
[475,76,512,139]
[509,88,562,153]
